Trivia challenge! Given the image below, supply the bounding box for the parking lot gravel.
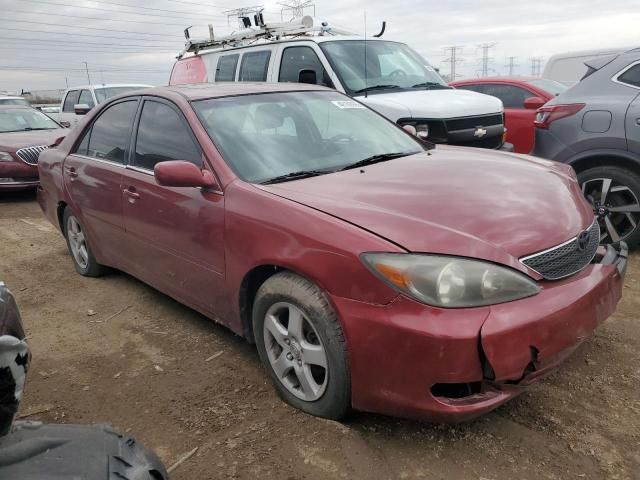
[1,190,639,480]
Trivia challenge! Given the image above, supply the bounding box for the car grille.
[445,114,504,132]
[520,220,600,280]
[16,145,48,165]
[406,113,504,149]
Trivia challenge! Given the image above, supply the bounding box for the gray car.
[534,48,640,247]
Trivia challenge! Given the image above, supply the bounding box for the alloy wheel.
[262,302,329,401]
[67,216,89,269]
[582,177,640,243]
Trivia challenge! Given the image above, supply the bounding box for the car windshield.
[0,108,59,133]
[194,91,423,183]
[94,86,149,103]
[525,78,568,96]
[0,98,30,106]
[320,40,448,95]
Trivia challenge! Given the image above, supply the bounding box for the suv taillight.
[534,103,585,129]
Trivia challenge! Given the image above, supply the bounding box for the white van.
[542,47,633,87]
[170,18,509,150]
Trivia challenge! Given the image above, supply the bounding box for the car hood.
[0,129,63,152]
[356,88,504,119]
[259,147,595,275]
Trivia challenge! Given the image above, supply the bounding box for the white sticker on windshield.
[331,100,365,109]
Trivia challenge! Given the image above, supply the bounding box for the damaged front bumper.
[332,243,627,423]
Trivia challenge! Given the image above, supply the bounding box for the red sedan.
[450,77,567,153]
[0,106,64,190]
[37,83,626,423]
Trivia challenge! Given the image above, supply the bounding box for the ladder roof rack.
[177,16,355,59]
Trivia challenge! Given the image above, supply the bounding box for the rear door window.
[279,46,329,86]
[216,54,239,82]
[239,51,271,82]
[74,100,138,163]
[618,63,640,88]
[478,84,532,108]
[133,100,202,171]
[62,90,80,113]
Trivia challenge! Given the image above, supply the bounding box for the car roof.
[452,76,538,84]
[0,104,36,110]
[65,84,153,91]
[140,82,334,101]
[0,96,26,99]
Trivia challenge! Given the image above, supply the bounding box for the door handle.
[123,188,140,201]
[65,166,78,178]
[636,118,640,126]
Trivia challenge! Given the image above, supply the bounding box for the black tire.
[62,207,105,277]
[253,271,351,420]
[578,165,640,249]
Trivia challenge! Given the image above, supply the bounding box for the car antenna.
[364,11,368,98]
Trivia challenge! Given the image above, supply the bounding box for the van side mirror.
[298,69,317,85]
[74,104,92,115]
[524,97,546,110]
[154,160,219,190]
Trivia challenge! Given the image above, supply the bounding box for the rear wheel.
[578,166,640,248]
[253,272,350,420]
[63,207,105,277]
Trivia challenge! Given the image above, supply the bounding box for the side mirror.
[402,124,417,136]
[50,136,65,147]
[73,103,92,115]
[298,69,317,85]
[524,96,546,110]
[154,160,218,189]
[59,121,71,128]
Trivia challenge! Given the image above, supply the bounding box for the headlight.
[361,253,540,308]
[0,152,14,162]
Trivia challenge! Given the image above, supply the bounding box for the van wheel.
[253,271,350,420]
[578,166,640,248]
[63,207,105,277]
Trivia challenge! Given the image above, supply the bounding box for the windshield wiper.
[354,84,401,94]
[412,82,452,90]
[261,170,328,185]
[340,152,413,171]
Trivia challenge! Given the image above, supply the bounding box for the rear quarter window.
[618,63,640,88]
[216,54,239,82]
[239,51,271,82]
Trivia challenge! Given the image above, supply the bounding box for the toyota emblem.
[576,231,591,251]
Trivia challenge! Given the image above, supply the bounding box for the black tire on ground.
[252,271,351,420]
[62,207,106,277]
[577,165,640,249]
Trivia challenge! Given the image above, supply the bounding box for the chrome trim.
[0,178,39,186]
[611,60,640,91]
[519,219,599,280]
[126,165,153,176]
[69,154,126,168]
[16,145,48,165]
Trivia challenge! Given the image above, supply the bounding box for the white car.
[0,96,30,107]
[52,84,152,127]
[170,17,509,150]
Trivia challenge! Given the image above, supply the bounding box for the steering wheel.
[389,69,407,79]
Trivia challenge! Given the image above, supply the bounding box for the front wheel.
[253,272,350,420]
[578,166,640,248]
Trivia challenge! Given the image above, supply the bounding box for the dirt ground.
[1,189,639,480]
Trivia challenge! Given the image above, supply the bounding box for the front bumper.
[334,243,626,423]
[0,161,39,190]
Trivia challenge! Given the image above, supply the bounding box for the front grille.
[16,145,48,165]
[445,114,503,132]
[520,220,600,280]
[453,135,504,149]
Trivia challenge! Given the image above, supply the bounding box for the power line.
[505,56,518,76]
[278,0,315,20]
[477,43,496,77]
[0,36,178,49]
[18,0,228,21]
[57,0,229,16]
[0,46,174,54]
[5,8,198,26]
[443,45,464,81]
[0,27,179,44]
[0,18,184,37]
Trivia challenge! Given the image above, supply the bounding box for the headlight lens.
[361,253,540,308]
[0,152,14,162]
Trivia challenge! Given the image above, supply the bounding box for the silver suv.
[534,48,640,247]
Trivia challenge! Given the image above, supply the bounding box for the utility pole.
[477,43,496,77]
[505,56,518,76]
[82,62,91,84]
[278,0,315,20]
[443,45,464,81]
[530,57,543,76]
[65,77,69,88]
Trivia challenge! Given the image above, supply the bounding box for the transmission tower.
[477,43,496,77]
[505,56,518,76]
[530,57,543,76]
[278,0,315,20]
[223,5,264,28]
[442,45,464,81]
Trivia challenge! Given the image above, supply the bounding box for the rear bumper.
[335,243,626,423]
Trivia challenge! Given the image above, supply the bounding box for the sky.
[1,0,639,94]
